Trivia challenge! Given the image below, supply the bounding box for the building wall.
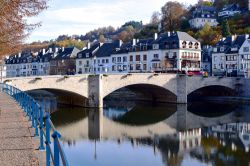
[189,18,218,29]
[239,39,250,78]
[212,52,226,76]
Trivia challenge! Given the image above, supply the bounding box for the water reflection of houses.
[204,122,250,152]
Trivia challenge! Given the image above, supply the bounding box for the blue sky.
[27,0,198,43]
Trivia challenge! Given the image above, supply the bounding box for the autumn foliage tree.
[161,1,187,32]
[196,23,222,45]
[0,0,48,57]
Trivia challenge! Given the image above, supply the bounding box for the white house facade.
[239,37,250,78]
[189,6,218,29]
[76,32,202,75]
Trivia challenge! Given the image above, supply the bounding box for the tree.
[198,0,213,6]
[98,35,106,43]
[196,23,222,45]
[161,1,186,31]
[221,19,231,37]
[134,24,158,39]
[0,0,48,57]
[150,11,161,25]
[55,39,86,50]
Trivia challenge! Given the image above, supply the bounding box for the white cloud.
[27,0,198,42]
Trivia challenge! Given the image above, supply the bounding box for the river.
[29,92,250,166]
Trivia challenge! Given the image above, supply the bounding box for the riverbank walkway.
[0,91,40,165]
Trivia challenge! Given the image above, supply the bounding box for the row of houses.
[212,34,250,77]
[5,31,202,77]
[189,1,250,29]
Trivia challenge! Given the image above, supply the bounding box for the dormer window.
[194,42,199,49]
[143,46,147,51]
[78,53,82,58]
[188,42,193,48]
[220,47,224,52]
[86,53,89,58]
[182,41,187,48]
[153,44,159,50]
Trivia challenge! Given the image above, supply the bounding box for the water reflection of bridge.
[55,105,250,142]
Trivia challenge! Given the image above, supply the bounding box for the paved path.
[0,92,39,166]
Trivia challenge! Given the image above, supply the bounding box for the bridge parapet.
[4,74,250,108]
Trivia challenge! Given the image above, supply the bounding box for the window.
[188,42,193,48]
[123,65,127,71]
[117,57,122,62]
[79,61,82,66]
[243,47,249,52]
[117,65,122,71]
[102,59,105,63]
[136,55,140,61]
[79,68,82,73]
[112,57,116,63]
[153,44,159,50]
[153,54,159,59]
[112,65,116,71]
[143,64,147,70]
[86,53,89,58]
[220,47,224,52]
[130,55,133,61]
[214,56,217,62]
[143,54,147,61]
[97,60,100,64]
[123,56,127,62]
[136,64,141,70]
[173,52,177,58]
[106,59,109,63]
[129,64,133,70]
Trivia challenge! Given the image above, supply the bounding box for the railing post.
[31,100,35,128]
[45,113,51,166]
[52,131,61,166]
[39,106,45,150]
[34,104,39,137]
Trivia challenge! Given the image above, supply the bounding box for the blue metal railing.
[0,83,69,166]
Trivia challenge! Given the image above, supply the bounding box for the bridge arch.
[103,83,177,103]
[187,77,236,96]
[26,88,89,107]
[102,74,177,103]
[188,85,236,102]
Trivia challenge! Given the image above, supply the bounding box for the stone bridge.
[3,74,249,107]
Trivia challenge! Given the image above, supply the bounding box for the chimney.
[245,34,249,39]
[133,39,136,46]
[119,40,123,47]
[62,47,65,52]
[87,43,91,49]
[154,33,158,40]
[42,48,46,55]
[55,47,58,53]
[49,48,52,53]
[18,52,21,58]
[167,31,171,37]
[231,35,237,42]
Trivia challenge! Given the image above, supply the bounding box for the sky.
[26,0,198,43]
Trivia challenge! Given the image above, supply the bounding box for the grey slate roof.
[54,47,80,60]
